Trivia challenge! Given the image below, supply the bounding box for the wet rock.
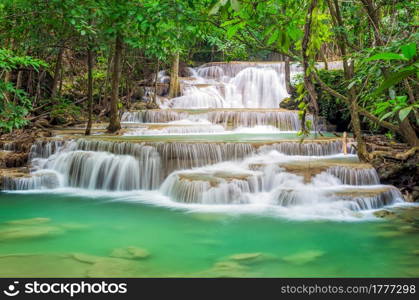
[283,250,324,265]
[5,217,50,226]
[373,210,396,219]
[0,152,28,168]
[110,246,150,260]
[369,143,418,202]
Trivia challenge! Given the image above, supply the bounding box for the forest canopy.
[0,0,417,158]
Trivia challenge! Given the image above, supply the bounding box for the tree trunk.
[168,52,180,98]
[321,45,328,70]
[107,33,123,133]
[13,70,23,103]
[327,0,368,161]
[3,38,15,102]
[284,56,293,95]
[99,48,113,107]
[154,59,160,104]
[85,43,94,136]
[51,44,65,99]
[301,0,320,132]
[399,117,419,147]
[360,0,384,46]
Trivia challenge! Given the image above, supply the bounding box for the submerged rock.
[0,254,89,277]
[70,253,104,264]
[110,246,150,260]
[228,252,276,264]
[375,231,403,238]
[5,217,51,226]
[283,250,324,265]
[201,260,249,277]
[0,252,145,277]
[0,226,64,242]
[86,257,144,277]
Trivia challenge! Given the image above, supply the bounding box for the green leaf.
[398,107,413,121]
[226,24,240,38]
[380,111,394,121]
[366,53,408,62]
[267,29,279,45]
[401,43,416,60]
[373,69,416,95]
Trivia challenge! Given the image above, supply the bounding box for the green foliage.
[49,98,81,124]
[364,41,418,96]
[0,48,47,133]
[373,95,418,123]
[0,48,47,71]
[294,70,351,131]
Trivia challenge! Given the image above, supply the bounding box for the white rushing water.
[1,138,405,221]
[165,64,290,109]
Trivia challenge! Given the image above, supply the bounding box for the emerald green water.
[0,192,418,277]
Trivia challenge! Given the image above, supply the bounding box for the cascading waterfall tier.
[1,170,61,190]
[166,61,343,109]
[326,166,380,185]
[159,156,402,210]
[169,62,291,109]
[4,138,349,190]
[45,150,157,191]
[121,109,312,132]
[1,136,405,216]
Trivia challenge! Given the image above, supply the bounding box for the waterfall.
[29,140,66,159]
[121,110,188,123]
[168,62,292,109]
[1,170,61,190]
[45,150,159,190]
[326,166,380,185]
[159,158,402,209]
[229,67,288,108]
[121,109,310,131]
[259,141,344,156]
[170,86,227,109]
[206,110,305,130]
[124,125,225,136]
